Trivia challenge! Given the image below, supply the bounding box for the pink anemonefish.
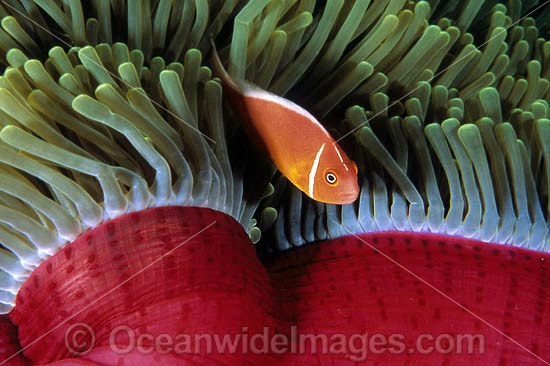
[211,41,359,205]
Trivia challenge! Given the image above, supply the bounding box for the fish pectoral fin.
[285,159,314,192]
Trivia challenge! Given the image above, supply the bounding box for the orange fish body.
[211,44,359,204]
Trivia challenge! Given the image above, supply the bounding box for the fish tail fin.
[209,38,240,93]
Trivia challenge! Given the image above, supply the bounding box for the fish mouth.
[316,193,357,205]
[334,192,359,204]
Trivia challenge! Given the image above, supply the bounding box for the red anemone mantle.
[0,206,549,365]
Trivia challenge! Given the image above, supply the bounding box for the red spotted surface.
[0,206,549,365]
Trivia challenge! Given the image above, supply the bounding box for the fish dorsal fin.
[209,38,322,128]
[241,84,330,135]
[209,38,242,95]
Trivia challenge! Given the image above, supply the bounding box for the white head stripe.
[308,143,326,198]
[334,145,348,171]
[334,145,344,163]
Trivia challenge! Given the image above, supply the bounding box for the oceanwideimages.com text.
[66,323,485,361]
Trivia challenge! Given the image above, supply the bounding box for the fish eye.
[325,172,337,185]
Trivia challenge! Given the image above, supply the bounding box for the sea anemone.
[0,0,549,365]
[258,0,550,254]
